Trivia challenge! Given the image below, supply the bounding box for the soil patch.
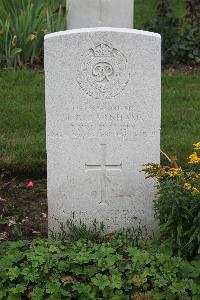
[163,64,200,74]
[0,175,47,241]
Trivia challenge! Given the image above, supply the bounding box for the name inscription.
[50,103,158,139]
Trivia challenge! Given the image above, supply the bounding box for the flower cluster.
[183,182,200,195]
[193,142,200,151]
[188,142,200,165]
[143,141,200,197]
[188,152,200,164]
[183,142,200,195]
[142,164,182,180]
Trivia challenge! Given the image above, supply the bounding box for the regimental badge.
[77,42,130,99]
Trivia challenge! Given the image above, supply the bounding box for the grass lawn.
[162,73,200,166]
[0,70,46,174]
[0,70,200,173]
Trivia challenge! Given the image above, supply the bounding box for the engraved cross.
[85,144,122,205]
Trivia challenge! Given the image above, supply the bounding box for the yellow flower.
[192,187,200,196]
[155,167,167,179]
[167,168,182,177]
[183,183,192,190]
[187,172,200,181]
[11,35,17,47]
[193,141,200,151]
[41,28,48,35]
[188,152,200,164]
[29,32,36,41]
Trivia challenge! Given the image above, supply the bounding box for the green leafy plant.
[186,0,200,23]
[0,0,66,68]
[179,0,200,64]
[145,0,200,66]
[46,4,66,33]
[0,236,199,299]
[143,141,200,258]
[145,0,181,66]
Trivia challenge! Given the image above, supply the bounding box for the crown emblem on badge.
[91,43,113,57]
[77,42,129,99]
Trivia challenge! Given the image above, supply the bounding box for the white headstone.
[67,0,134,29]
[45,28,161,234]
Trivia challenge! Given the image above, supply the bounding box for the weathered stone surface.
[67,0,134,29]
[44,28,161,234]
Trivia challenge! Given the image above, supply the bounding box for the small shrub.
[145,0,181,65]
[181,0,200,64]
[51,216,152,245]
[0,236,200,299]
[143,141,200,258]
[50,217,106,242]
[145,0,200,66]
[186,0,200,23]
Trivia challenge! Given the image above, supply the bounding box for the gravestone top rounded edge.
[44,27,161,41]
